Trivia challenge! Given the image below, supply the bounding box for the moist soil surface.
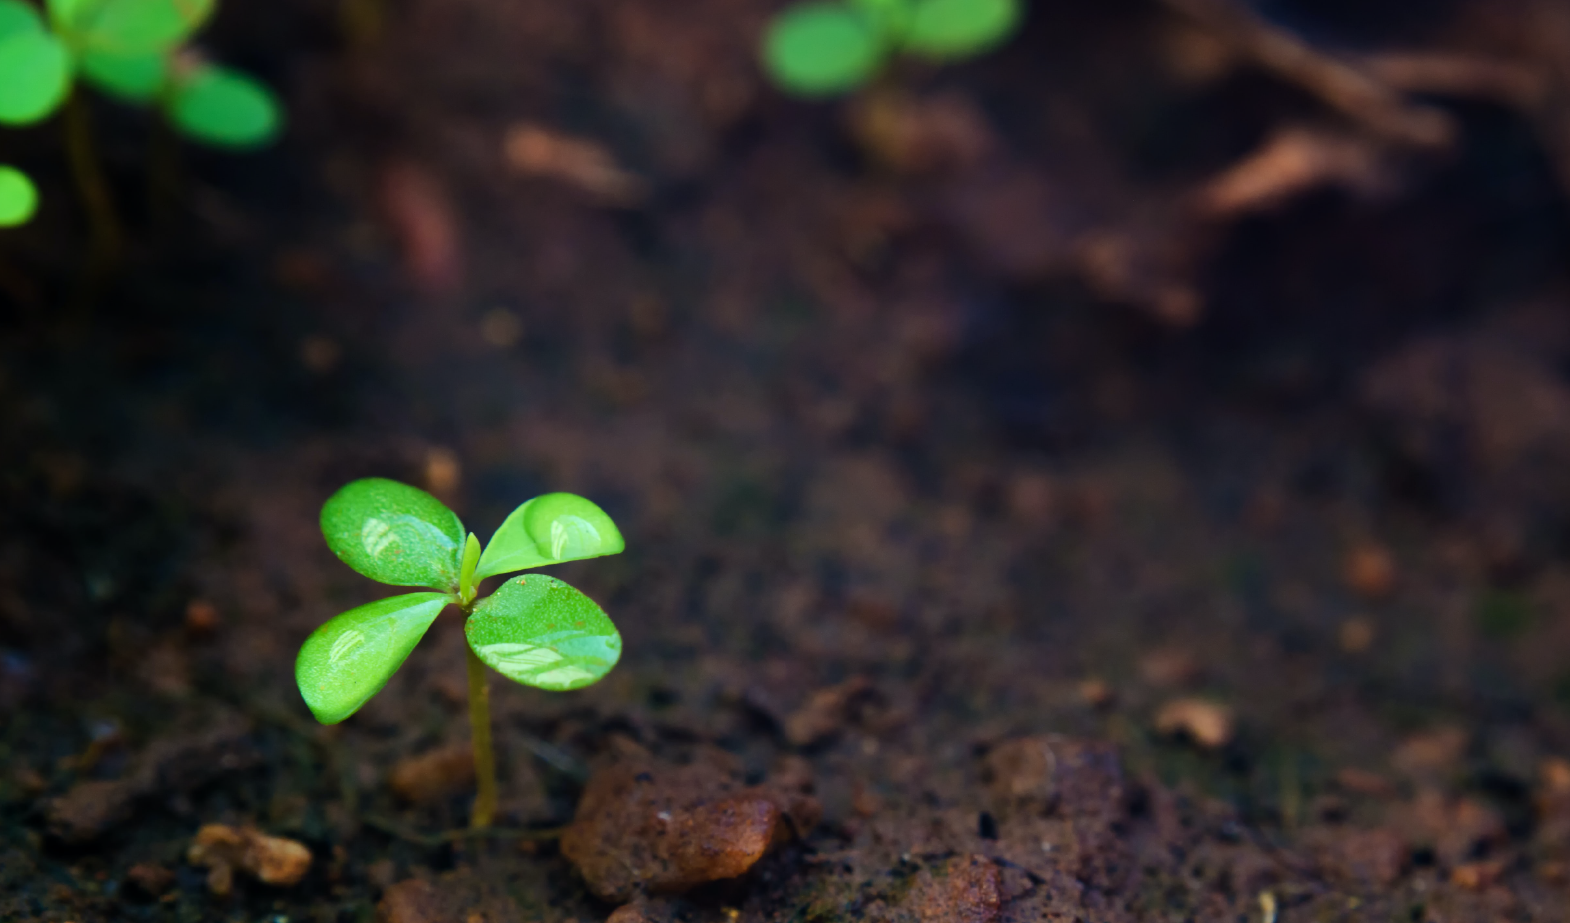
[6,1,1570,921]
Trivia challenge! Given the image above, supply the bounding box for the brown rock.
[1332,828,1409,886]
[783,676,874,747]
[1451,859,1506,891]
[1344,544,1397,600]
[910,855,1002,923]
[605,903,658,923]
[561,758,817,901]
[47,780,136,844]
[47,716,256,843]
[1334,767,1399,799]
[377,870,522,923]
[387,744,475,805]
[982,736,1125,818]
[1391,727,1468,780]
[124,862,176,897]
[1154,698,1235,749]
[186,824,311,895]
[1138,648,1203,688]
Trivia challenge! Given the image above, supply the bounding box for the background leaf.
[79,47,166,101]
[321,478,465,590]
[475,492,625,579]
[0,0,47,39]
[762,2,885,98]
[899,0,1020,59]
[49,0,213,54]
[0,30,72,125]
[167,64,281,147]
[466,575,621,691]
[295,592,451,724]
[0,165,38,226]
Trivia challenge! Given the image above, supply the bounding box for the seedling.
[0,0,281,227]
[762,0,1021,97]
[296,478,625,829]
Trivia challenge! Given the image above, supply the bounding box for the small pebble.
[1344,544,1396,600]
[1154,698,1234,749]
[186,824,311,895]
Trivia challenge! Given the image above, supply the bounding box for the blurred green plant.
[761,0,1021,97]
[0,0,281,227]
[296,478,625,829]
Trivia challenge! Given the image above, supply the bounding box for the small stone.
[186,824,311,894]
[1334,767,1398,799]
[424,447,461,495]
[377,870,522,923]
[124,862,176,897]
[561,758,815,902]
[1450,859,1505,891]
[982,736,1124,818]
[1154,698,1234,749]
[1139,648,1203,688]
[1344,544,1396,600]
[1331,828,1408,886]
[605,904,656,923]
[47,780,136,844]
[184,599,220,635]
[783,676,873,747]
[387,744,475,805]
[1338,617,1376,654]
[1391,727,1467,780]
[1078,677,1114,708]
[911,855,1001,923]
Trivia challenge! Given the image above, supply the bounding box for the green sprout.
[296,478,625,829]
[0,0,282,226]
[761,0,1021,97]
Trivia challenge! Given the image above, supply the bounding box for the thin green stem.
[465,636,498,829]
[62,91,122,273]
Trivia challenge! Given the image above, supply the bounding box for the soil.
[6,0,1570,920]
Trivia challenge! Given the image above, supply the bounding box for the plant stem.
[465,640,498,829]
[62,91,123,273]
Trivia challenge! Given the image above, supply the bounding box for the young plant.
[0,0,281,226]
[761,0,1021,97]
[296,478,625,829]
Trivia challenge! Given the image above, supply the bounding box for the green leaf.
[465,575,621,691]
[475,492,625,580]
[0,0,47,40]
[296,591,451,724]
[761,2,886,98]
[0,165,38,226]
[899,0,1020,59]
[49,0,213,54]
[0,29,71,125]
[166,64,281,147]
[321,478,466,590]
[78,47,166,101]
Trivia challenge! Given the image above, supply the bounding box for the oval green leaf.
[78,47,166,101]
[762,2,885,98]
[0,0,47,40]
[296,591,451,724]
[167,64,281,147]
[900,0,1019,59]
[466,575,621,691]
[0,165,38,226]
[49,0,213,54]
[475,492,625,580]
[0,30,71,125]
[321,478,465,590]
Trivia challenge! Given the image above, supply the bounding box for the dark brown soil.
[6,0,1570,920]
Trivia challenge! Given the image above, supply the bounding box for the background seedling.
[296,478,625,829]
[0,0,282,235]
[762,0,1021,97]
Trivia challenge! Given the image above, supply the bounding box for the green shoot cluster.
[297,479,626,725]
[0,0,281,227]
[761,0,1021,97]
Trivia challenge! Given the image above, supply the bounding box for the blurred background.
[5,0,1570,919]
